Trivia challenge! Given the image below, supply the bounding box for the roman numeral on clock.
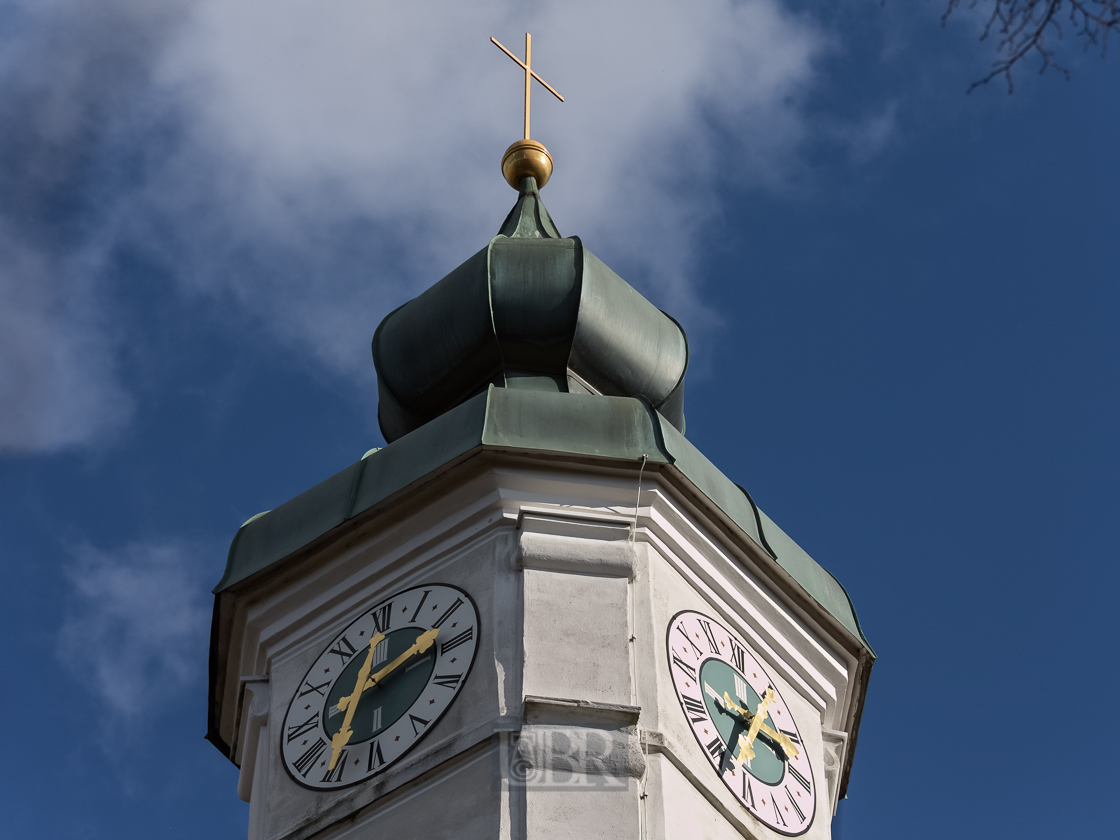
[780,728,802,746]
[432,673,462,689]
[681,695,709,723]
[408,590,431,624]
[771,796,787,827]
[293,738,327,777]
[786,787,806,821]
[706,736,726,765]
[787,763,811,792]
[367,740,385,772]
[321,751,346,783]
[671,654,697,682]
[742,774,755,808]
[369,601,393,634]
[327,635,357,664]
[440,627,473,655]
[729,639,745,673]
[409,714,430,736]
[432,597,464,629]
[699,620,720,654]
[298,680,329,697]
[675,625,704,658]
[286,713,318,743]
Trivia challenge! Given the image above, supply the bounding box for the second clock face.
[281,583,479,790]
[667,610,816,835]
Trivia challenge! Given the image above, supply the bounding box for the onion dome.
[372,175,688,443]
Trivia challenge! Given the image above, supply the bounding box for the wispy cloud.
[0,0,174,451]
[151,0,828,336]
[0,228,133,450]
[57,541,210,724]
[828,102,899,164]
[1,0,890,452]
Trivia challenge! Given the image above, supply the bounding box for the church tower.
[206,38,873,840]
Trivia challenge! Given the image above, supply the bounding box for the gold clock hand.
[721,690,749,718]
[328,631,386,772]
[733,730,756,766]
[706,683,750,722]
[703,683,800,766]
[756,720,799,760]
[712,692,756,767]
[702,685,752,765]
[717,689,799,761]
[738,687,775,762]
[335,627,441,716]
[362,627,439,692]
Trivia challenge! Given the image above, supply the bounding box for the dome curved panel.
[372,180,688,443]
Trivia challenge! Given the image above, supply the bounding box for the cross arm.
[490,37,565,102]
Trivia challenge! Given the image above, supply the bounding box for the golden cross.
[490,33,564,140]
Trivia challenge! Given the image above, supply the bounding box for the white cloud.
[0,226,133,451]
[0,0,175,452]
[152,0,827,338]
[2,0,890,450]
[58,541,210,721]
[829,101,899,164]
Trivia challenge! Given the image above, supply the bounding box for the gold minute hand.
[740,687,775,760]
[706,683,749,721]
[328,631,385,771]
[335,627,441,715]
[721,689,800,762]
[756,720,799,760]
[703,686,759,767]
[362,627,439,691]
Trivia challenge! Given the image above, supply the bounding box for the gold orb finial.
[491,34,563,191]
[501,139,553,190]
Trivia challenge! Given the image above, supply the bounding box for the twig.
[940,0,1119,92]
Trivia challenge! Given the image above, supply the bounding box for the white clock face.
[667,610,815,835]
[281,583,479,790]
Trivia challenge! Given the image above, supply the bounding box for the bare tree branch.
[941,0,1120,92]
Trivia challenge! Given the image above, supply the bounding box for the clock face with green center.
[281,584,479,790]
[667,610,816,835]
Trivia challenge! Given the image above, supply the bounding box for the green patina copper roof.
[214,386,873,655]
[372,176,688,443]
[217,182,872,653]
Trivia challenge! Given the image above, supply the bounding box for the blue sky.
[1,1,1117,837]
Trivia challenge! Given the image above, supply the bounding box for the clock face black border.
[665,609,815,836]
[280,583,480,791]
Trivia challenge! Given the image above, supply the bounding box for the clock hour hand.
[720,717,748,774]
[748,709,799,761]
[328,631,386,771]
[363,626,439,691]
[335,627,441,716]
[738,687,776,763]
[704,683,800,761]
[705,684,753,727]
[703,684,757,768]
[705,683,740,716]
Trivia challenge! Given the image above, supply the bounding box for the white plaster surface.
[523,568,631,707]
[318,744,504,840]
[212,457,865,840]
[649,753,753,840]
